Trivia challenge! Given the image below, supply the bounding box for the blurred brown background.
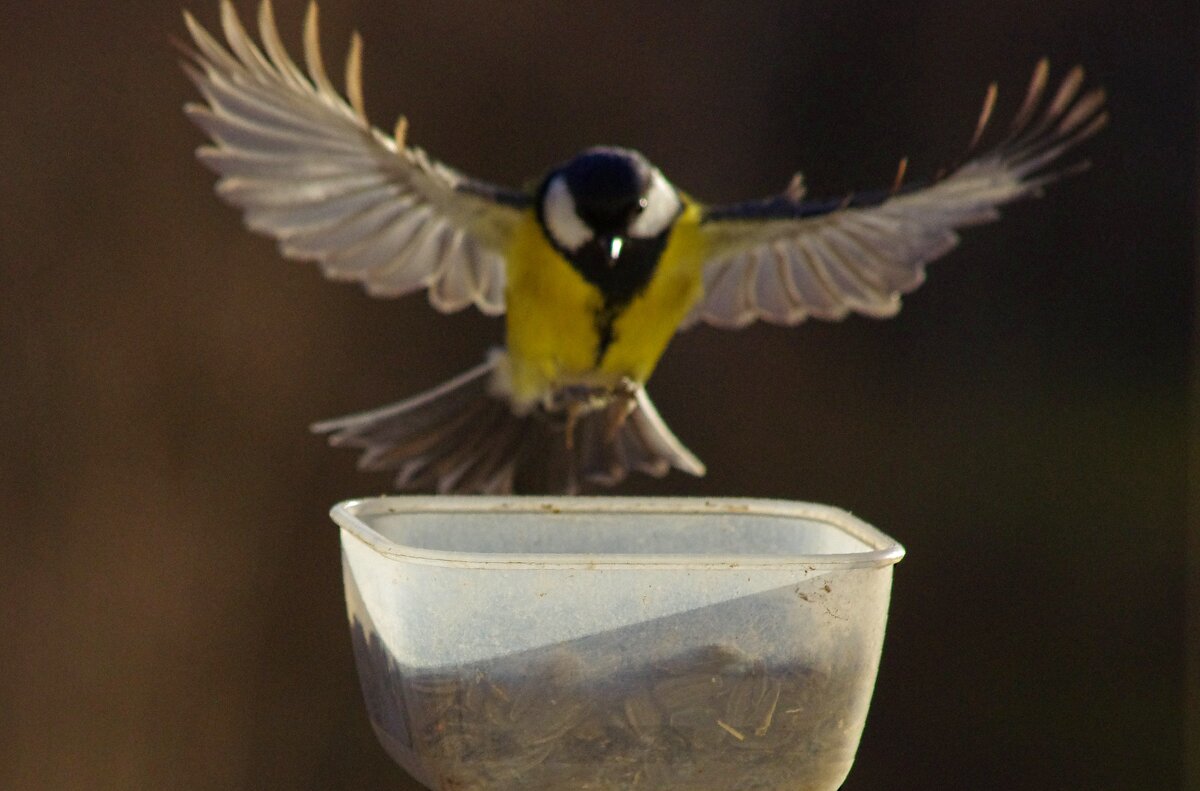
[1,0,1193,789]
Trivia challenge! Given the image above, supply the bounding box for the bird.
[181,1,1108,495]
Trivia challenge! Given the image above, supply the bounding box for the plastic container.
[333,496,904,791]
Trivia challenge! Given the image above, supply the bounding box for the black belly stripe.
[593,302,621,366]
[567,233,670,367]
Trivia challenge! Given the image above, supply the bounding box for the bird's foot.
[543,380,640,449]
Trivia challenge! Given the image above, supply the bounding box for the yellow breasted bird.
[182,1,1107,494]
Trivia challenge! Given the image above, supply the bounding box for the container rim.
[331,496,905,571]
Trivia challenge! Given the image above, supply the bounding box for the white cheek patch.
[628,168,681,239]
[541,176,593,252]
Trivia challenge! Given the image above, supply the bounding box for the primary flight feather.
[182,1,1107,494]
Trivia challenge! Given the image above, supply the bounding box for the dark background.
[1,1,1194,789]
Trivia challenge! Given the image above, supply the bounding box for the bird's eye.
[628,170,681,239]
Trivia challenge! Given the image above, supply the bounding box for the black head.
[537,146,682,261]
[560,147,650,234]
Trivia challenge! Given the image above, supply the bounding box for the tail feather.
[574,389,706,486]
[312,352,705,494]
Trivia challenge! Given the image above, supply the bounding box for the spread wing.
[181,0,530,315]
[687,60,1108,328]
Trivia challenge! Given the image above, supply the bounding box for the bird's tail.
[311,351,705,494]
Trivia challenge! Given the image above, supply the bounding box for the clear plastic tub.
[333,496,904,790]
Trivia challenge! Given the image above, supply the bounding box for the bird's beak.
[604,236,625,267]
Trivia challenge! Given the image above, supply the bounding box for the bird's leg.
[546,381,639,449]
[546,385,605,451]
[563,400,584,451]
[604,379,639,441]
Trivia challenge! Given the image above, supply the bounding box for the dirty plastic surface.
[334,496,904,791]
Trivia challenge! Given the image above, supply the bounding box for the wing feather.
[182,0,528,315]
[752,250,796,321]
[698,254,754,328]
[690,61,1106,328]
[249,186,407,236]
[782,244,843,321]
[282,194,411,256]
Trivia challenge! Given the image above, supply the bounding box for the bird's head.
[538,147,681,267]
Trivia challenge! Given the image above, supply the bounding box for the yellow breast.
[502,202,708,407]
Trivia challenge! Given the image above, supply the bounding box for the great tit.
[182,1,1107,494]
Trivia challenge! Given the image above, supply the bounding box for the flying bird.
[181,1,1107,494]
